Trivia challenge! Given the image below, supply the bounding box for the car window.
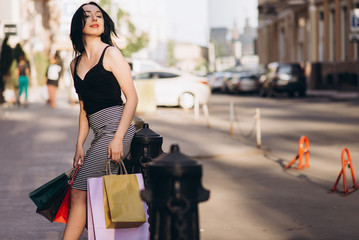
[133,72,153,80]
[157,72,179,79]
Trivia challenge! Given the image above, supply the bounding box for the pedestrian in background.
[15,55,30,107]
[46,53,63,108]
[62,2,138,239]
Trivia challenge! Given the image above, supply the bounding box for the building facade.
[258,0,359,90]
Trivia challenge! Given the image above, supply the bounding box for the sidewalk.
[307,89,359,100]
[140,108,261,158]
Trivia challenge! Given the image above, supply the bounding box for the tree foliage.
[99,0,149,57]
[167,40,176,67]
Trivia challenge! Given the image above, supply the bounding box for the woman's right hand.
[73,145,85,167]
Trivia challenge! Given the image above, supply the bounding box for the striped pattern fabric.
[72,105,136,191]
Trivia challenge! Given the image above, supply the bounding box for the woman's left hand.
[108,137,123,163]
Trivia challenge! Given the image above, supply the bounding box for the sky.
[167,0,258,46]
[167,0,209,46]
[208,0,258,30]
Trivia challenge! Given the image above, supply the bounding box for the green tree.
[167,40,176,67]
[214,43,226,58]
[99,0,149,57]
[34,51,49,86]
[99,0,111,12]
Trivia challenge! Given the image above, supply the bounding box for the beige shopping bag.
[103,161,146,228]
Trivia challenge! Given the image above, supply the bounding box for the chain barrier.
[233,104,256,138]
[166,180,190,240]
[229,102,262,148]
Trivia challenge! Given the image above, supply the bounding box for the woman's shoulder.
[104,46,126,66]
[106,46,123,58]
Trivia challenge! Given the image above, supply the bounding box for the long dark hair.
[70,1,118,55]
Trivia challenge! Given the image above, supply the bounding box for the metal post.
[141,144,210,240]
[256,108,262,149]
[194,96,200,121]
[202,103,211,128]
[357,42,359,96]
[229,101,234,136]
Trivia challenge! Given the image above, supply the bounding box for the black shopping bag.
[29,167,79,222]
[29,173,69,209]
[35,181,70,222]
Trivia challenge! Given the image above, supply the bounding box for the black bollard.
[141,144,210,240]
[128,123,163,187]
[132,115,145,131]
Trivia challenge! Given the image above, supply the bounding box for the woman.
[46,54,62,108]
[16,55,30,107]
[63,2,138,239]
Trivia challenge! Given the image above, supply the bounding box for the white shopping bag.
[87,174,150,240]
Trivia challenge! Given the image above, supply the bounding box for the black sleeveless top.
[73,46,123,115]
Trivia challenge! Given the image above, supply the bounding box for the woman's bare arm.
[70,59,90,167]
[104,47,138,161]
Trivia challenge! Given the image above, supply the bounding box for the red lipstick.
[90,24,99,28]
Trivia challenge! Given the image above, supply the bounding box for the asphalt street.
[0,88,359,240]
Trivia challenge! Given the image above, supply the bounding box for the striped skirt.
[72,105,136,191]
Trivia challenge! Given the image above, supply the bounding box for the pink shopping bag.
[87,174,150,240]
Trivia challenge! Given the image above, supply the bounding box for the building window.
[329,9,335,61]
[280,26,285,62]
[319,11,324,61]
[355,3,359,60]
[341,6,348,61]
[297,17,305,62]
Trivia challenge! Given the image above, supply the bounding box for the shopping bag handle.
[67,165,81,184]
[106,160,127,175]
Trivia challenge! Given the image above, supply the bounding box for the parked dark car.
[227,72,260,94]
[259,63,306,97]
[208,72,229,92]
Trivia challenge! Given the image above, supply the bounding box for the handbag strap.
[106,160,128,175]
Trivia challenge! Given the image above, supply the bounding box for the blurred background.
[0,0,358,106]
[0,0,258,104]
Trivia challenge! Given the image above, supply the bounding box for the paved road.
[0,102,88,240]
[1,90,359,240]
[198,93,359,240]
[205,93,359,172]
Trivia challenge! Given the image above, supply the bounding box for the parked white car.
[126,58,161,73]
[133,69,211,109]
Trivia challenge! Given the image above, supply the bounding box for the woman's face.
[82,4,105,37]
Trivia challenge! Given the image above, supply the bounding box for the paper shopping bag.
[103,174,146,228]
[35,181,70,222]
[29,167,80,222]
[53,183,72,223]
[29,173,69,209]
[87,175,150,240]
[53,167,80,223]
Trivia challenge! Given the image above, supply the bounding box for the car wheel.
[298,90,306,97]
[179,92,195,109]
[269,88,276,98]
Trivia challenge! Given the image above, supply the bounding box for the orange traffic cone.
[285,136,309,170]
[330,148,358,196]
